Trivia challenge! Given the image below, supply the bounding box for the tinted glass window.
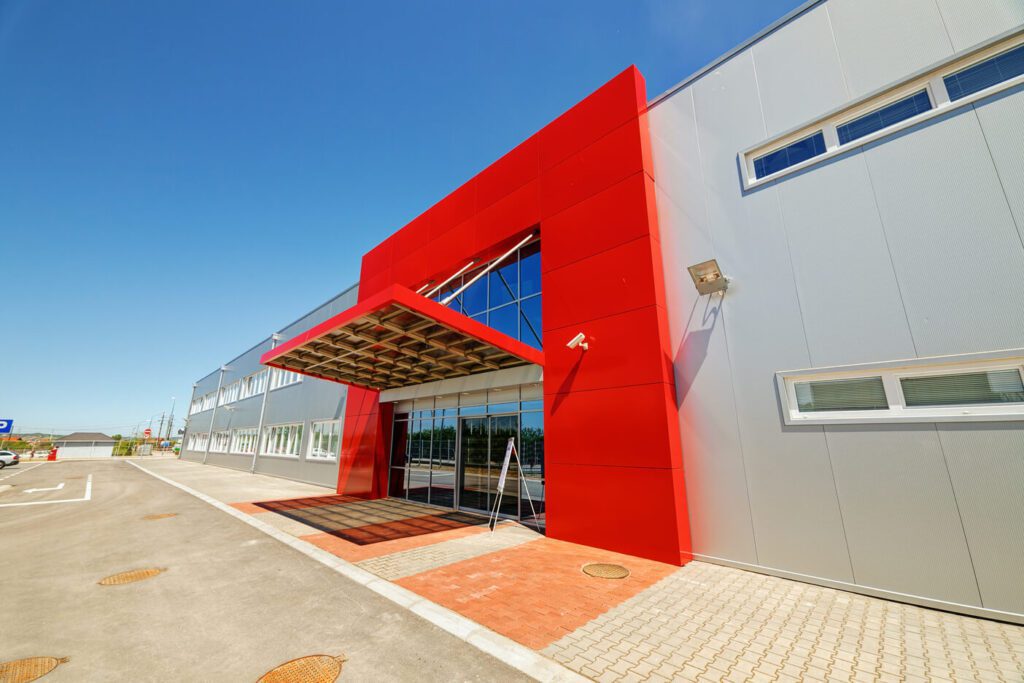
[901,370,1024,407]
[461,271,487,315]
[489,259,518,308]
[437,240,541,348]
[944,43,1024,101]
[753,132,827,179]
[520,242,541,297]
[488,303,518,340]
[837,90,932,145]
[795,377,888,412]
[520,295,542,349]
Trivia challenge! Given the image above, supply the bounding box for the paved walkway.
[544,562,1024,683]
[147,459,1024,682]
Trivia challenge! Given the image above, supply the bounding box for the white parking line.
[0,463,44,481]
[0,474,93,508]
[24,482,65,493]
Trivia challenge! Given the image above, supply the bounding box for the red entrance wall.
[336,66,691,566]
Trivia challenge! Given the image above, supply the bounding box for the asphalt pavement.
[0,459,528,681]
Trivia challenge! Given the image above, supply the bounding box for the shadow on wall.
[675,294,722,407]
[550,352,585,415]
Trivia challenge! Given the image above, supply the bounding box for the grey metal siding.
[180,285,358,487]
[936,0,1024,52]
[690,48,855,582]
[650,0,1024,621]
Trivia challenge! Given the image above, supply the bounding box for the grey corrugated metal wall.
[650,0,1024,621]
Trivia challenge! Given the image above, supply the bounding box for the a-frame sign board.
[488,437,539,531]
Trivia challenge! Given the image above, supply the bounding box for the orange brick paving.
[300,523,490,562]
[230,501,271,515]
[396,537,678,649]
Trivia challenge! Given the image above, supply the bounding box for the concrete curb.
[127,461,588,683]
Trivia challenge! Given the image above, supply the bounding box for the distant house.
[54,432,116,459]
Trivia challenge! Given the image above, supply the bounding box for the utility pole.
[166,396,176,441]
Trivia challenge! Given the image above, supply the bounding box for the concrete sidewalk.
[144,459,1024,682]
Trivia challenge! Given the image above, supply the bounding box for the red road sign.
[144,428,152,437]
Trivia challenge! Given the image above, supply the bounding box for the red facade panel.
[336,66,691,565]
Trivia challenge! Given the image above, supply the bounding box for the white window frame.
[260,422,304,458]
[307,420,341,462]
[218,381,241,406]
[740,29,1024,190]
[239,370,268,400]
[210,431,231,453]
[229,427,259,455]
[191,391,216,414]
[777,349,1024,425]
[269,368,303,391]
[187,432,210,451]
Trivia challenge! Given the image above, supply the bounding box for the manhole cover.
[142,513,178,520]
[98,568,165,586]
[0,656,69,682]
[258,654,348,683]
[582,563,630,579]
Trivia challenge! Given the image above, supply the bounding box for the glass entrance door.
[457,414,520,516]
[458,417,489,512]
[488,414,519,518]
[390,392,543,522]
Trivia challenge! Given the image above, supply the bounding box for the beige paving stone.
[355,523,539,579]
[543,561,1024,683]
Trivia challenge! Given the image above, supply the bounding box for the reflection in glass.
[488,303,518,339]
[389,467,409,498]
[458,417,490,511]
[436,240,542,349]
[520,295,542,349]
[388,399,545,525]
[520,411,545,518]
[390,419,409,469]
[408,419,431,503]
[430,418,457,507]
[462,270,487,315]
[520,242,541,297]
[489,414,520,517]
[489,258,518,308]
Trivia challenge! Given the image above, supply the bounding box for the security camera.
[566,332,589,351]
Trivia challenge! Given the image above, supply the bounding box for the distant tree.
[112,434,122,441]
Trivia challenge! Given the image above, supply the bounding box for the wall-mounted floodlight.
[688,259,729,295]
[566,332,589,351]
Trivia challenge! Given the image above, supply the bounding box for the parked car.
[0,450,20,468]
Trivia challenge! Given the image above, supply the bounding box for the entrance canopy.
[261,285,544,392]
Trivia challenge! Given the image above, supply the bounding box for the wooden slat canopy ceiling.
[260,285,544,392]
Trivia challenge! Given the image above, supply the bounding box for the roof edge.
[647,0,825,108]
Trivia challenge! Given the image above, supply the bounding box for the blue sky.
[0,0,801,436]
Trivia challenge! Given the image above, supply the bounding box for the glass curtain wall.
[433,240,542,350]
[388,384,544,522]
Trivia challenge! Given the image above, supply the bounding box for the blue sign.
[0,419,12,434]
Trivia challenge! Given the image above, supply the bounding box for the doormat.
[254,496,489,545]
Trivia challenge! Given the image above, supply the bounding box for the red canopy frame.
[261,284,544,391]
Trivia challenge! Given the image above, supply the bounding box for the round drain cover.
[143,513,178,520]
[258,654,348,683]
[0,656,69,683]
[98,568,165,585]
[582,563,630,579]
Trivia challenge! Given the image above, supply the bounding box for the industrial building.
[54,432,117,459]
[183,0,1024,624]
